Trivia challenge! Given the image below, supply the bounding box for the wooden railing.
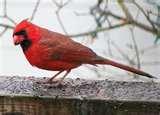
[0,76,159,115]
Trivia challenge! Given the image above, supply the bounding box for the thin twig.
[84,65,103,78]
[52,0,71,35]
[129,8,141,69]
[110,40,133,65]
[0,23,14,29]
[69,22,129,37]
[130,28,141,69]
[133,1,157,31]
[107,38,113,57]
[6,16,16,25]
[117,0,133,21]
[56,12,68,35]
[0,27,8,37]
[4,0,7,16]
[3,0,16,25]
[30,0,41,21]
[111,40,139,77]
[97,8,159,35]
[133,44,159,58]
[140,61,160,66]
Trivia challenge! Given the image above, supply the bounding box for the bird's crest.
[13,19,31,34]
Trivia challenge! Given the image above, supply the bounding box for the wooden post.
[0,76,159,115]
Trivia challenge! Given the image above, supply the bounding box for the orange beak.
[13,35,24,45]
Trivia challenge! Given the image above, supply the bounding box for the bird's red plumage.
[22,26,98,71]
[12,20,156,81]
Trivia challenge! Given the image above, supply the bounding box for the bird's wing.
[39,29,97,63]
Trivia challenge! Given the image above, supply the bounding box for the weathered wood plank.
[0,76,159,115]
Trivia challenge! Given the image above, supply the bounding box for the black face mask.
[14,30,31,51]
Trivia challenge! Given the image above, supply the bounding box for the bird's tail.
[91,56,156,79]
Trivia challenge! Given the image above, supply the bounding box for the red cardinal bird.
[13,19,156,83]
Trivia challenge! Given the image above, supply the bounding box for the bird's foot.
[49,79,65,88]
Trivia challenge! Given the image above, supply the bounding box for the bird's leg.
[57,70,71,84]
[36,70,71,86]
[36,71,64,84]
[42,70,71,88]
[50,70,70,83]
[47,70,64,83]
[46,70,71,87]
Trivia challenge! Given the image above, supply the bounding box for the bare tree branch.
[97,8,159,35]
[52,0,71,35]
[133,1,157,31]
[4,0,7,16]
[130,28,141,69]
[117,0,133,21]
[0,24,14,29]
[6,16,16,25]
[69,22,128,37]
[30,0,41,21]
[110,40,133,65]
[0,27,8,37]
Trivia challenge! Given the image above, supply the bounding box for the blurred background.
[0,0,160,81]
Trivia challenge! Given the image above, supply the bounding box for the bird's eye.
[14,30,26,36]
